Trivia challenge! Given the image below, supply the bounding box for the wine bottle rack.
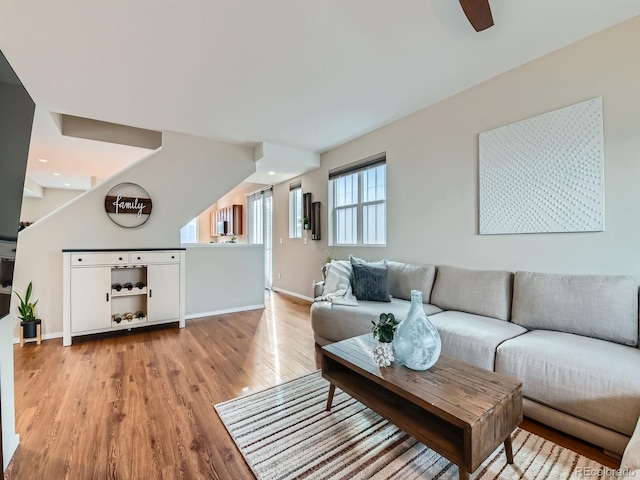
[110,266,147,327]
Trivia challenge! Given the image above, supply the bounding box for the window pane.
[336,177,345,207]
[377,165,386,200]
[180,218,197,244]
[336,207,356,244]
[335,173,358,207]
[363,165,386,202]
[289,188,302,238]
[249,195,264,244]
[295,189,302,238]
[363,203,385,245]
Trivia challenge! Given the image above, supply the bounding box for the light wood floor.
[5,291,619,479]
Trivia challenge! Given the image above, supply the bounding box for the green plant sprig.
[371,313,399,343]
[14,281,38,322]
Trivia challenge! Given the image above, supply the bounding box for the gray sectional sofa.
[311,262,640,459]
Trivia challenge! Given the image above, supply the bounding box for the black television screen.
[1,50,35,318]
[217,220,227,235]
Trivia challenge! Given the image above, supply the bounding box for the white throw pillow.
[322,260,353,296]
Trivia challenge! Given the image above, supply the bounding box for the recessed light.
[268,171,275,176]
[64,183,70,186]
[38,158,48,163]
[53,172,61,176]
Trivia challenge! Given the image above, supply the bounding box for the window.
[329,155,386,246]
[289,182,302,238]
[180,217,198,244]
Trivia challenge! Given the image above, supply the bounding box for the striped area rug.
[215,371,611,479]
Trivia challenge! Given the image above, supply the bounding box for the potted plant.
[15,281,41,339]
[371,313,399,367]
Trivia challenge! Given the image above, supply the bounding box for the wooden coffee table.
[322,335,523,480]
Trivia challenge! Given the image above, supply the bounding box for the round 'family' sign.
[104,182,153,228]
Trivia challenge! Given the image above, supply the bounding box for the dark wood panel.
[323,334,522,473]
[323,358,467,466]
[324,336,522,424]
[459,0,494,32]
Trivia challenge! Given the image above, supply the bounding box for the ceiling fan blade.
[459,0,494,32]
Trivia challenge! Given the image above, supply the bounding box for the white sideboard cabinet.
[62,249,186,346]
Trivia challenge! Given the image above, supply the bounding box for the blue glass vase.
[392,290,441,370]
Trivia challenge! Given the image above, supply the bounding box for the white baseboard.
[185,304,265,320]
[271,287,313,302]
[13,331,63,345]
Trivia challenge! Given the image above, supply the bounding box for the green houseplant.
[15,281,41,339]
[371,313,399,343]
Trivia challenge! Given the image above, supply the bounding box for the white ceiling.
[1,1,639,191]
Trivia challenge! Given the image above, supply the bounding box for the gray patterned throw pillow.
[351,263,391,302]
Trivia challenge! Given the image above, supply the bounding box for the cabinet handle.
[171,255,175,259]
[78,258,83,262]
[137,256,141,260]
[106,293,109,302]
[119,257,123,260]
[149,289,152,298]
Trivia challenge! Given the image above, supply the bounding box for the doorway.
[247,187,273,289]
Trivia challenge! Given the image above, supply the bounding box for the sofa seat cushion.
[496,330,640,436]
[429,311,527,371]
[311,298,442,345]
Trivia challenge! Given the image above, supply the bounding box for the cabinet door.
[147,263,180,322]
[70,267,112,333]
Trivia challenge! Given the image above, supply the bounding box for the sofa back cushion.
[430,265,513,321]
[387,261,436,303]
[512,271,639,346]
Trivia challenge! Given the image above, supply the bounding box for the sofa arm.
[313,281,324,299]
[621,416,640,474]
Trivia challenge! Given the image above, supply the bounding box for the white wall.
[11,131,255,338]
[0,315,19,469]
[272,16,640,298]
[20,188,83,223]
[185,244,264,317]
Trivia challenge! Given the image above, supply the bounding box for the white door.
[70,267,112,333]
[147,263,180,322]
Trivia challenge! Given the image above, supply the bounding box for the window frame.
[328,155,387,247]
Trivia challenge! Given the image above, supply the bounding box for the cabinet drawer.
[71,253,129,266]
[131,251,180,264]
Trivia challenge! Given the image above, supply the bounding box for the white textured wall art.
[479,97,604,235]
